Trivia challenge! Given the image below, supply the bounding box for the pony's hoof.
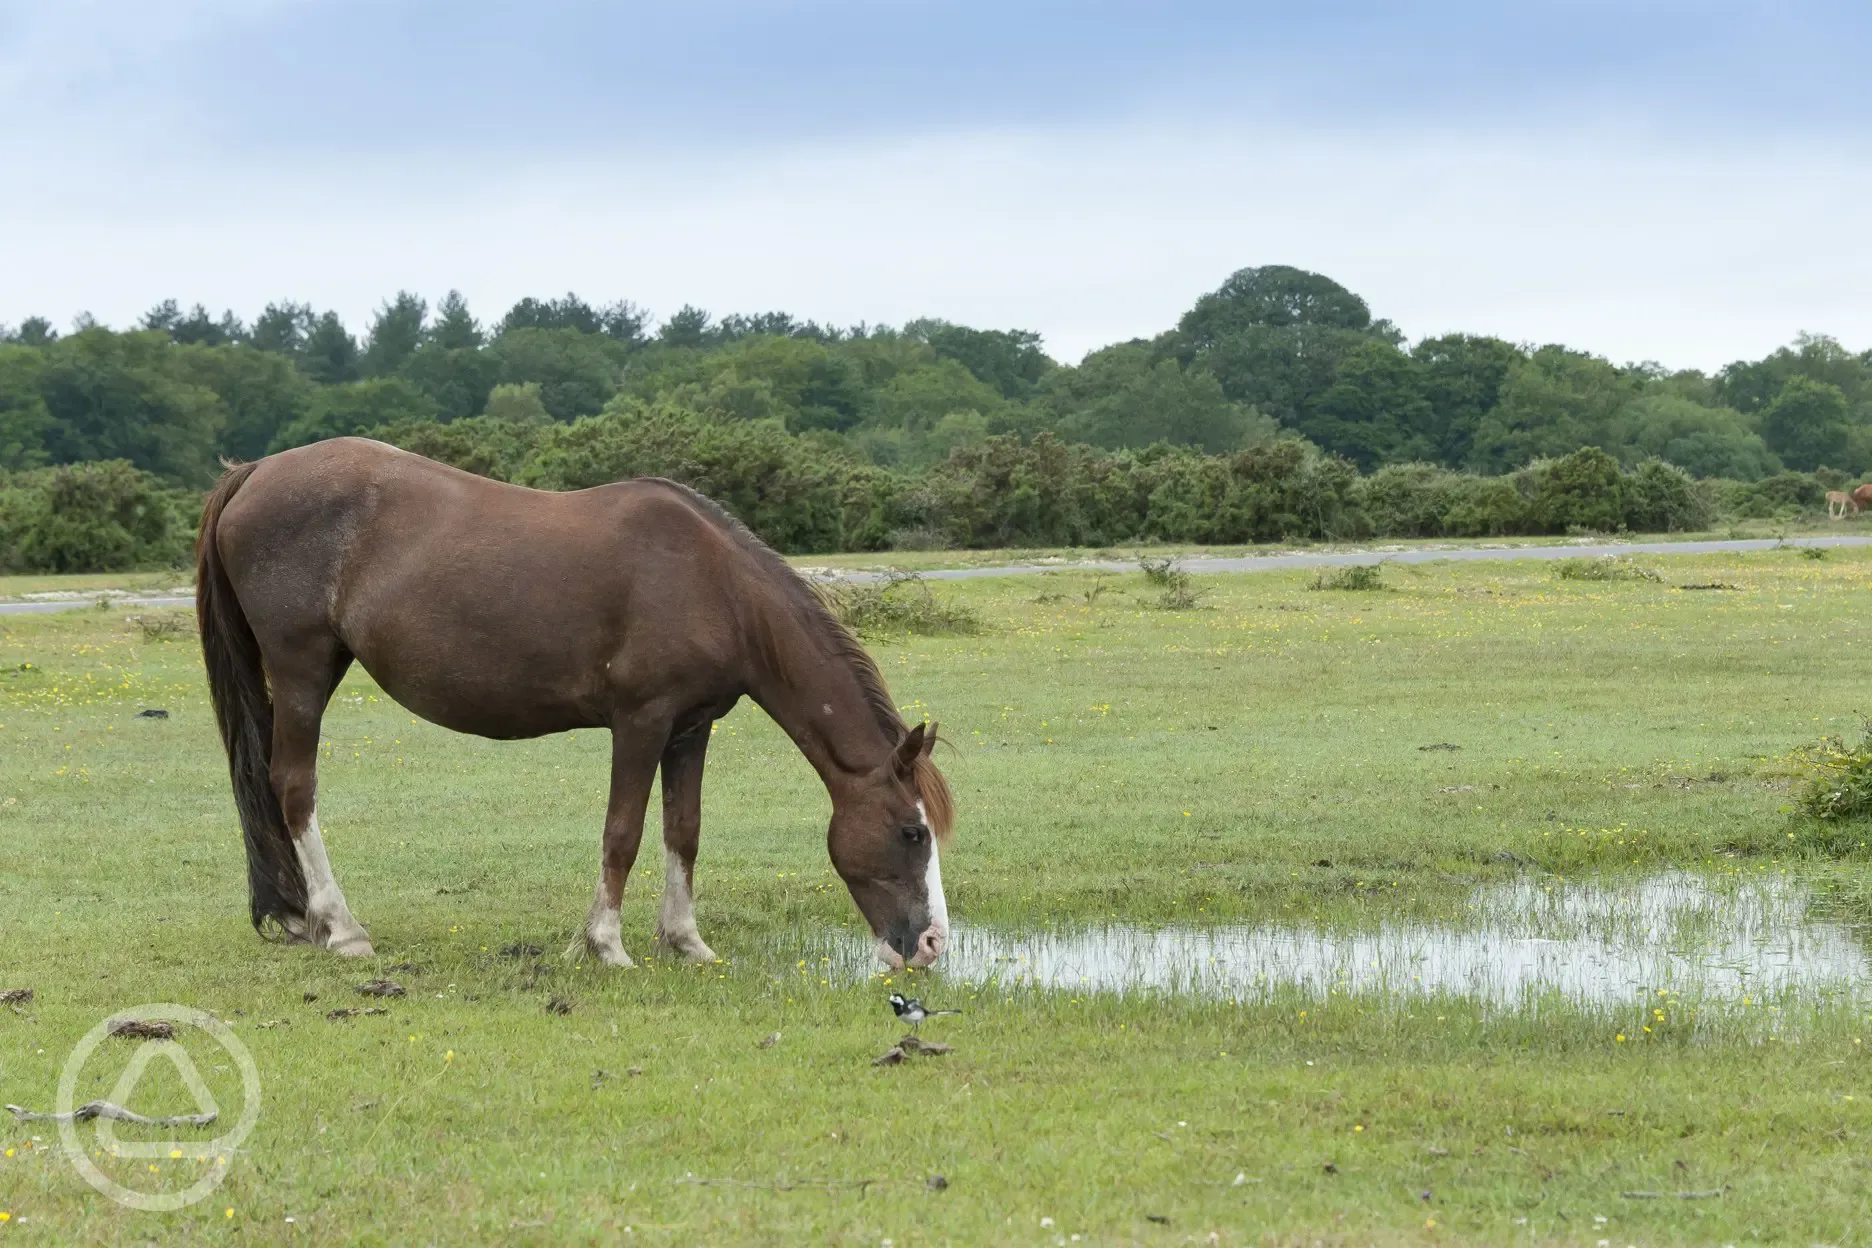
[656,932,719,964]
[566,935,635,969]
[330,934,375,958]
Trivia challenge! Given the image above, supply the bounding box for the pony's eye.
[901,823,929,846]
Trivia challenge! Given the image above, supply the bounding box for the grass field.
[4,546,1872,1244]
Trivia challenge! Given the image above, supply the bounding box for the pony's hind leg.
[270,651,373,956]
[654,724,718,963]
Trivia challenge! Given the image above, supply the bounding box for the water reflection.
[833,873,1871,1008]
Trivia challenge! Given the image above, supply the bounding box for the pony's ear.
[893,722,928,778]
[921,721,939,760]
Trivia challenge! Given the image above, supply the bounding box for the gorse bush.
[0,461,194,573]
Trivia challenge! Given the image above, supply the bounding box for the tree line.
[2,266,1868,571]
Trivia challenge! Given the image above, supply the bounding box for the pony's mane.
[649,479,954,841]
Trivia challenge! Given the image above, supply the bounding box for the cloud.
[3,124,1868,369]
[1,2,1868,366]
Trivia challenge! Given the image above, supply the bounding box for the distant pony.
[1852,483,1872,514]
[1827,490,1860,520]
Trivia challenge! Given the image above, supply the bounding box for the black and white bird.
[887,993,960,1035]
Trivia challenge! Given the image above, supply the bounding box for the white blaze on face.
[918,802,948,930]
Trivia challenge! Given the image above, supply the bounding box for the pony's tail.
[196,461,308,935]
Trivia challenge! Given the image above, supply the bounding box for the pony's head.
[828,721,954,969]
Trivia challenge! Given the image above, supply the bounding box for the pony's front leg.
[654,724,719,963]
[575,724,663,968]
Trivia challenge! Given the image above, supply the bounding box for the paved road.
[5,535,1870,615]
[859,534,1872,582]
[0,594,196,616]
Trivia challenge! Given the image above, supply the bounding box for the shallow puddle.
[838,872,1872,1009]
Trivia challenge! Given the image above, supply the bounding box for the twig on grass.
[1620,1189,1727,1200]
[8,1101,215,1128]
[675,1176,909,1195]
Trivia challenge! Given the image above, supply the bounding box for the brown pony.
[196,438,954,970]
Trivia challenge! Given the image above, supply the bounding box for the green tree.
[1412,334,1522,467]
[174,344,313,461]
[1468,348,1636,472]
[481,382,552,424]
[1302,341,1434,469]
[251,302,315,357]
[906,319,1054,398]
[172,305,244,346]
[140,300,182,335]
[362,292,427,377]
[0,345,51,470]
[487,328,619,420]
[269,378,438,451]
[430,291,484,350]
[1172,268,1388,434]
[35,329,225,485]
[1759,376,1851,471]
[867,358,1004,432]
[1178,265,1372,347]
[301,312,360,385]
[14,317,59,347]
[1618,394,1779,480]
[1718,333,1869,414]
[500,294,648,344]
[1055,348,1273,454]
[402,341,501,423]
[658,305,713,349]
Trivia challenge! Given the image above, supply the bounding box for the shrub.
[1524,446,1624,533]
[1310,563,1385,591]
[1137,557,1208,609]
[523,400,895,554]
[1791,727,1872,856]
[1354,463,1466,537]
[1439,475,1529,537]
[1707,471,1827,519]
[816,572,983,637]
[1552,556,1661,583]
[0,461,193,573]
[1620,458,1712,532]
[372,416,547,483]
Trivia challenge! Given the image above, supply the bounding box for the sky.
[1,0,1869,369]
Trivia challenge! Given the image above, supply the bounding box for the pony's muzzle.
[908,922,947,968]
